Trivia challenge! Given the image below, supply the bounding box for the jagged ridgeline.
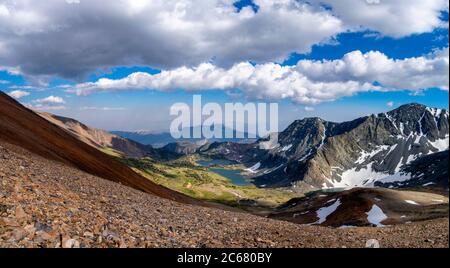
[198,104,449,191]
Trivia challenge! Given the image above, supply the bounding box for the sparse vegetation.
[111,153,301,210]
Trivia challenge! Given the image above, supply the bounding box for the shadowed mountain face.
[199,103,449,191]
[376,150,449,189]
[0,91,199,204]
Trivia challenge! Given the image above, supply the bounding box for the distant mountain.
[200,103,449,191]
[111,131,176,148]
[112,126,256,148]
[38,113,183,161]
[161,140,209,155]
[39,112,156,158]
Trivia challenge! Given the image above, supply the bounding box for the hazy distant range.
[111,126,257,148]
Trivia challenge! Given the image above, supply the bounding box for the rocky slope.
[37,112,183,160]
[0,91,197,204]
[38,112,157,158]
[1,141,448,248]
[201,104,449,191]
[269,188,448,227]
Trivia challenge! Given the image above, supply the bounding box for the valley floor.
[0,141,448,248]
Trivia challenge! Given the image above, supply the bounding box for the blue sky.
[0,0,448,132]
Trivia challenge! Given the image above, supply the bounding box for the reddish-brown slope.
[0,91,199,204]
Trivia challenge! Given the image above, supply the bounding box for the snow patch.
[280,144,293,152]
[366,204,387,227]
[315,199,341,224]
[355,146,389,165]
[263,164,283,174]
[330,162,410,188]
[385,113,398,131]
[418,112,426,136]
[317,126,327,151]
[399,122,405,136]
[298,149,313,162]
[245,162,261,173]
[429,136,449,151]
[405,200,420,205]
[426,107,443,129]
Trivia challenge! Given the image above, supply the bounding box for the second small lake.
[196,159,253,186]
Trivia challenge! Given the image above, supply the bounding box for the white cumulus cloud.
[8,90,30,99]
[318,0,449,38]
[34,95,66,104]
[26,104,66,111]
[80,106,126,111]
[71,47,449,105]
[0,0,447,82]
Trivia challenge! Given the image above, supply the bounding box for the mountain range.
[10,92,448,193]
[112,126,256,148]
[63,101,449,192]
[0,90,448,247]
[196,103,449,191]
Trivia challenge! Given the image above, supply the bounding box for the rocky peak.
[381,103,448,139]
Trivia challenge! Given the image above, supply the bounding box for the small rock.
[83,231,95,239]
[15,206,28,221]
[119,241,128,248]
[24,224,37,235]
[12,227,27,241]
[0,217,20,227]
[62,236,80,248]
[0,204,8,214]
[39,230,59,241]
[365,239,380,248]
[35,222,52,232]
[103,229,121,242]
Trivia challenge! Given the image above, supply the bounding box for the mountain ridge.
[0,91,200,204]
[38,112,156,158]
[198,103,449,191]
[112,125,256,148]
